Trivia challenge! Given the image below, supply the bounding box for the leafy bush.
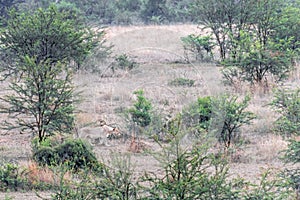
[52,154,137,200]
[140,0,168,24]
[129,90,152,128]
[0,6,100,142]
[240,170,293,200]
[33,138,101,172]
[271,88,300,197]
[271,88,300,138]
[181,96,212,136]
[168,77,195,87]
[181,34,215,62]
[0,163,28,191]
[113,53,138,72]
[33,147,57,167]
[281,169,300,198]
[181,95,255,149]
[139,117,239,199]
[211,95,255,149]
[55,139,100,171]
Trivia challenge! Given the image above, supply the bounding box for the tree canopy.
[0,5,100,77]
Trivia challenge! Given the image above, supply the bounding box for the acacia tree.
[0,6,100,141]
[192,0,255,60]
[193,0,298,85]
[223,0,297,84]
[0,5,100,77]
[0,57,75,141]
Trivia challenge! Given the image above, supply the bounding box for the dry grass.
[1,24,299,199]
[21,161,55,186]
[75,24,297,178]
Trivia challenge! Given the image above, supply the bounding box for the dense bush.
[181,95,255,149]
[33,137,101,172]
[52,154,137,200]
[271,88,300,197]
[113,53,138,72]
[211,95,255,149]
[0,163,28,191]
[271,88,300,138]
[11,0,196,25]
[129,90,152,128]
[140,118,239,199]
[181,96,212,136]
[181,34,215,62]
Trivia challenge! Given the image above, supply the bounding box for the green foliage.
[210,95,256,149]
[0,0,23,23]
[273,6,300,52]
[272,88,300,197]
[129,90,152,128]
[168,77,195,87]
[223,30,295,84]
[140,117,239,199]
[55,0,82,19]
[166,0,194,22]
[271,88,300,137]
[193,0,298,84]
[241,170,293,200]
[95,154,137,199]
[113,53,138,72]
[192,0,254,60]
[281,168,300,198]
[221,66,244,88]
[0,57,76,142]
[52,153,137,200]
[0,163,28,191]
[181,95,255,149]
[140,0,168,24]
[50,165,97,200]
[0,5,101,142]
[181,34,215,62]
[33,138,101,172]
[181,96,212,136]
[6,0,198,25]
[283,140,300,164]
[0,5,100,76]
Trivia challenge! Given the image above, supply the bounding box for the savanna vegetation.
[0,0,299,199]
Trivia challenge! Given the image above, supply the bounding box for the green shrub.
[52,154,137,200]
[33,147,57,167]
[140,117,239,199]
[283,140,300,164]
[181,34,215,62]
[0,163,28,191]
[113,53,138,72]
[33,138,101,172]
[168,77,195,87]
[55,139,100,171]
[181,96,212,136]
[240,170,293,200]
[129,90,152,128]
[271,88,300,138]
[211,95,255,149]
[181,95,255,150]
[271,88,300,197]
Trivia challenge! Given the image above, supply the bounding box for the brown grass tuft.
[128,137,149,153]
[22,161,55,186]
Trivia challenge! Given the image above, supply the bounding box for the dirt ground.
[0,24,299,199]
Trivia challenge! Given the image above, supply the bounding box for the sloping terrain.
[0,24,298,199]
